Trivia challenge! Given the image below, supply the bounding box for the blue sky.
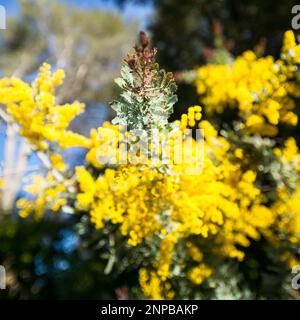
[0,0,154,28]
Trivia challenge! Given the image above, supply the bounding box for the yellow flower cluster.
[139,268,175,300]
[282,30,300,65]
[273,186,300,247]
[0,63,90,150]
[274,137,300,171]
[180,105,202,130]
[16,173,68,218]
[195,31,300,136]
[271,138,300,262]
[76,165,178,246]
[74,108,276,297]
[85,122,124,169]
[188,264,213,285]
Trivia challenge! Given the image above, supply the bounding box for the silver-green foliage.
[111,32,178,131]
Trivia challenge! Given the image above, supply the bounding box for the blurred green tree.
[0,0,137,212]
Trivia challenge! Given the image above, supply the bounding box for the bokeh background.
[0,0,298,299]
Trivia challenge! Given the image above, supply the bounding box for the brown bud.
[140,31,150,49]
[125,54,136,69]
